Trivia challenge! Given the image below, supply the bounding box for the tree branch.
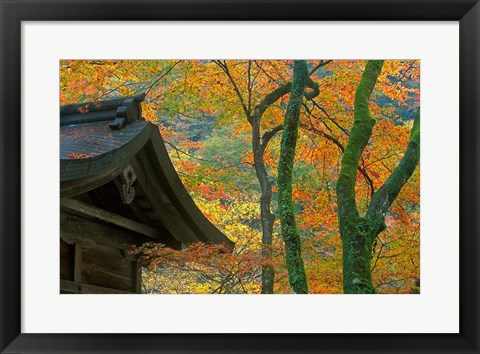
[304,77,320,99]
[301,122,375,196]
[309,60,333,76]
[247,60,252,114]
[144,61,181,96]
[394,60,418,89]
[336,60,384,221]
[367,108,420,219]
[254,60,282,85]
[214,60,251,120]
[164,140,247,169]
[309,99,350,136]
[253,82,292,121]
[260,125,283,153]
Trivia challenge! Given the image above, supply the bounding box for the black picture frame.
[1,0,478,353]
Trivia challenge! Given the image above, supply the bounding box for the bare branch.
[393,60,418,89]
[247,60,252,114]
[254,60,282,86]
[300,122,375,197]
[214,60,251,120]
[309,59,333,76]
[163,140,247,169]
[309,99,350,136]
[144,60,181,96]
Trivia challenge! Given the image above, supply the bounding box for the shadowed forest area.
[60,59,420,294]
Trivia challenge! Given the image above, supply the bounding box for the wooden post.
[74,243,82,283]
[132,261,142,293]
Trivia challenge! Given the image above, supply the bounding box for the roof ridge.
[60,93,146,129]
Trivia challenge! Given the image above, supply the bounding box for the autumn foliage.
[61,59,420,294]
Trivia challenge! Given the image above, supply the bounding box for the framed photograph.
[1,0,479,353]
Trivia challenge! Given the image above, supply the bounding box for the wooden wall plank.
[60,279,133,294]
[81,267,131,292]
[82,246,131,279]
[60,211,142,249]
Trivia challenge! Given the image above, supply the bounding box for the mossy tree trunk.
[336,60,420,294]
[215,60,319,294]
[277,60,310,294]
[252,75,318,293]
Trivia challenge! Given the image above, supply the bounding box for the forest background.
[60,59,420,294]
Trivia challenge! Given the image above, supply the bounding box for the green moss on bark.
[337,60,384,225]
[342,224,375,294]
[278,60,309,294]
[336,60,384,294]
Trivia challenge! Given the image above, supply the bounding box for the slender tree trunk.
[336,60,420,294]
[251,121,276,294]
[277,60,309,294]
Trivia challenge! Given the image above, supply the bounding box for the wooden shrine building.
[60,94,234,294]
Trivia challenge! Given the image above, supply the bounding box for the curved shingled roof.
[60,94,234,249]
